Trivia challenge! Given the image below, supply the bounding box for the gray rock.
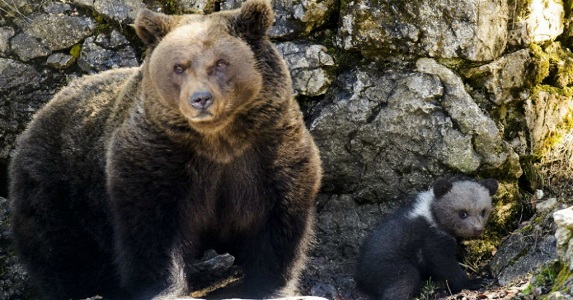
[338,0,508,61]
[77,34,138,74]
[217,0,336,38]
[23,14,96,51]
[219,0,242,10]
[0,0,35,18]
[416,58,517,172]
[300,193,380,299]
[72,0,95,7]
[0,27,15,55]
[46,53,76,70]
[309,63,511,201]
[43,1,73,14]
[463,49,534,105]
[177,0,215,13]
[276,42,334,97]
[0,58,41,91]
[525,90,573,153]
[546,291,573,300]
[0,197,34,300]
[269,0,337,38]
[94,29,130,49]
[508,0,564,47]
[0,58,64,159]
[73,0,144,24]
[10,33,51,61]
[190,250,235,273]
[489,202,564,286]
[490,230,557,285]
[554,207,573,271]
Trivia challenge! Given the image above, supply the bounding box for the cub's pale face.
[433,182,493,238]
[148,22,263,131]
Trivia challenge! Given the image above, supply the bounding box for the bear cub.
[9,1,322,299]
[356,177,498,300]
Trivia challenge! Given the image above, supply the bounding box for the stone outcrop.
[338,0,508,61]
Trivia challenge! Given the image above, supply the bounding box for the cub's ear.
[433,178,453,199]
[231,0,274,39]
[481,178,499,196]
[134,9,175,46]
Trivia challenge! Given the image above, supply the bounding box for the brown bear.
[8,1,322,299]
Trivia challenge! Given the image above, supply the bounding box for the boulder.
[276,42,335,97]
[310,60,520,202]
[338,0,508,61]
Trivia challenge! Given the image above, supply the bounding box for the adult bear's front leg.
[106,127,191,299]
[238,208,314,298]
[237,141,320,298]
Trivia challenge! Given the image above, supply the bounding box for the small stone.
[178,0,213,13]
[43,1,72,14]
[78,35,138,73]
[276,42,334,97]
[0,27,15,55]
[536,198,558,213]
[92,0,145,24]
[71,0,95,8]
[24,14,96,51]
[554,207,573,229]
[463,49,534,105]
[94,29,130,49]
[191,250,235,273]
[10,33,51,61]
[46,53,76,69]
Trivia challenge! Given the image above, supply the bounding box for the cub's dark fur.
[356,178,498,300]
[9,1,322,299]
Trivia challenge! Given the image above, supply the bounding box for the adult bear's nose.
[190,91,213,110]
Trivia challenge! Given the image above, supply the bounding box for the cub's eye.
[173,64,185,74]
[481,209,486,217]
[459,211,468,219]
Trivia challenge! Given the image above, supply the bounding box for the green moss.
[551,263,573,292]
[69,44,81,58]
[530,42,573,87]
[525,261,570,299]
[529,86,573,157]
[91,12,113,33]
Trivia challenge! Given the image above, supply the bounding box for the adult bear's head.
[134,0,277,133]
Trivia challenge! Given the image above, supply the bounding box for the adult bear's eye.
[215,59,228,71]
[174,64,185,74]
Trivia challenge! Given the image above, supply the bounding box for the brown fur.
[9,1,322,299]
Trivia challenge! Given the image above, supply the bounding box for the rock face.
[338,0,508,61]
[489,198,560,286]
[0,197,32,300]
[0,0,572,299]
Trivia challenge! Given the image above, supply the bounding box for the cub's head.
[134,0,275,131]
[431,178,498,238]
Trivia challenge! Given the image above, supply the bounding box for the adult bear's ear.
[231,0,274,39]
[134,9,175,47]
